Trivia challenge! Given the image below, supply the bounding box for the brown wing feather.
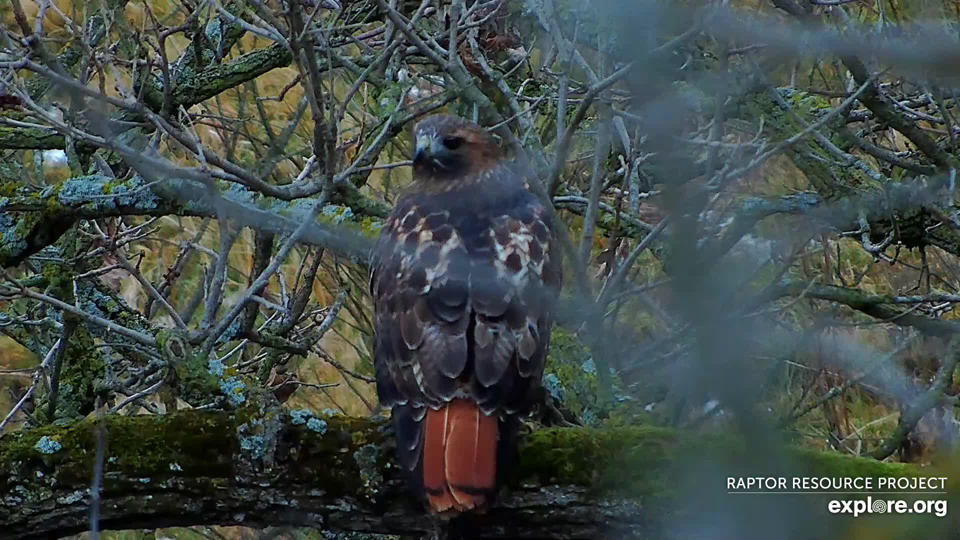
[372,201,470,411]
[471,197,560,413]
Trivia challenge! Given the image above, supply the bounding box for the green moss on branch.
[0,409,941,540]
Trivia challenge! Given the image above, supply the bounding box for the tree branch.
[0,409,932,540]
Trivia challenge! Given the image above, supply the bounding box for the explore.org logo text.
[726,476,948,518]
[827,497,947,518]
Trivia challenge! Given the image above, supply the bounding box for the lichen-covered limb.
[0,409,931,540]
[740,88,960,254]
[0,124,72,151]
[741,89,886,200]
[138,43,295,112]
[0,175,386,268]
[0,0,129,151]
[772,279,960,337]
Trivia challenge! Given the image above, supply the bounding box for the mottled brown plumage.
[369,115,562,513]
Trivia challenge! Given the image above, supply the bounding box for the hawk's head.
[412,115,499,181]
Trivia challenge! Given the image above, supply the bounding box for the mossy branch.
[0,409,938,540]
[138,44,295,112]
[0,175,386,268]
[772,279,960,337]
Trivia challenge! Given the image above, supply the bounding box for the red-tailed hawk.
[369,115,562,513]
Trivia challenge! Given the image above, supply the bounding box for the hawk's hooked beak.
[414,134,450,169]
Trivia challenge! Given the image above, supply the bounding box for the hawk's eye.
[442,136,463,150]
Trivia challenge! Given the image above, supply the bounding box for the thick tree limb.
[0,409,934,540]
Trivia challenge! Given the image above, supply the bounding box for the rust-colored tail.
[422,398,498,513]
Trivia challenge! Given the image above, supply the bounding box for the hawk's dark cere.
[369,115,563,513]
